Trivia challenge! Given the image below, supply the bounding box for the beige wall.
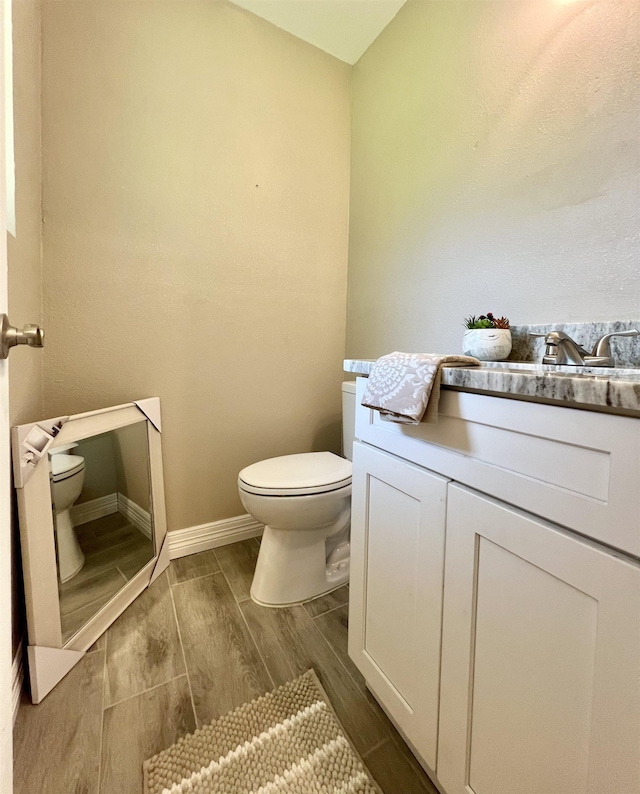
[112,422,151,512]
[8,0,43,655]
[76,422,150,511]
[347,0,640,358]
[75,433,118,504]
[41,1,351,531]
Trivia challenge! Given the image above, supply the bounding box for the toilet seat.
[49,454,85,483]
[239,452,352,497]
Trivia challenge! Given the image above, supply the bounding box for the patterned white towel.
[361,352,480,424]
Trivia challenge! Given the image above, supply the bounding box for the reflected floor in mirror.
[14,539,438,794]
[59,512,154,643]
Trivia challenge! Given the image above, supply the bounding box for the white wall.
[8,0,42,657]
[347,0,640,358]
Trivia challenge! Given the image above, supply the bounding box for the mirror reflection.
[50,420,154,642]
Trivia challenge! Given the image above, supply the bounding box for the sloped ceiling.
[229,0,408,64]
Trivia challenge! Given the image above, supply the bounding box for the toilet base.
[55,509,85,583]
[251,577,349,610]
[250,522,350,608]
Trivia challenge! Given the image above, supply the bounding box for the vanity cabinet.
[348,378,640,794]
[438,485,640,794]
[348,441,448,771]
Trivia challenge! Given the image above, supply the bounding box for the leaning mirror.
[12,398,169,703]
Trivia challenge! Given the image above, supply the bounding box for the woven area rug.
[143,669,382,794]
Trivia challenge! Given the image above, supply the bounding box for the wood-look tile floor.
[60,512,154,643]
[14,538,439,794]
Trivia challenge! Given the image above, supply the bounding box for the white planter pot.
[462,329,512,361]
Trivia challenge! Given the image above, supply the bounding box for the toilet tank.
[341,381,357,461]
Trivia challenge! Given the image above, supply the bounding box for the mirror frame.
[12,398,169,702]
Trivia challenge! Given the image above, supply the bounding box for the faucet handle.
[592,329,639,357]
[531,330,590,365]
[544,331,590,355]
[529,332,554,361]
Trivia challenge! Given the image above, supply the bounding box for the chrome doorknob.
[0,314,45,359]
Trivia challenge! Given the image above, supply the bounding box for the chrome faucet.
[531,329,639,367]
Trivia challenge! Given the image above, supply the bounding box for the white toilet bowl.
[239,451,352,607]
[49,449,86,583]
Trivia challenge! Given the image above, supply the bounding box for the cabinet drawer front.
[355,378,640,557]
[348,442,448,772]
[438,485,640,794]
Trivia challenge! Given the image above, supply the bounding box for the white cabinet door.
[438,484,640,794]
[348,441,448,771]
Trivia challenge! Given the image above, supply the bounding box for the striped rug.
[143,669,382,793]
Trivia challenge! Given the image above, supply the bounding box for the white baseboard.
[71,493,118,525]
[168,513,263,559]
[70,492,152,540]
[72,498,259,558]
[12,642,23,724]
[117,492,152,539]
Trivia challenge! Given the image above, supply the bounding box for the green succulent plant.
[463,312,510,330]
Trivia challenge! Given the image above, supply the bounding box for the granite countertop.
[343,359,640,417]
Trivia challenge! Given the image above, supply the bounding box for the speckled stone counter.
[343,359,640,417]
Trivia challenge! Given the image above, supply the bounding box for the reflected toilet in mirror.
[49,444,86,582]
[51,422,155,644]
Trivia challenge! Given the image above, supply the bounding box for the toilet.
[238,381,356,607]
[49,444,86,583]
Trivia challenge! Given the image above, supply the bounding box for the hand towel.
[361,352,480,424]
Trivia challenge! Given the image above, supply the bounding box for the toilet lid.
[239,452,352,496]
[49,454,85,482]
